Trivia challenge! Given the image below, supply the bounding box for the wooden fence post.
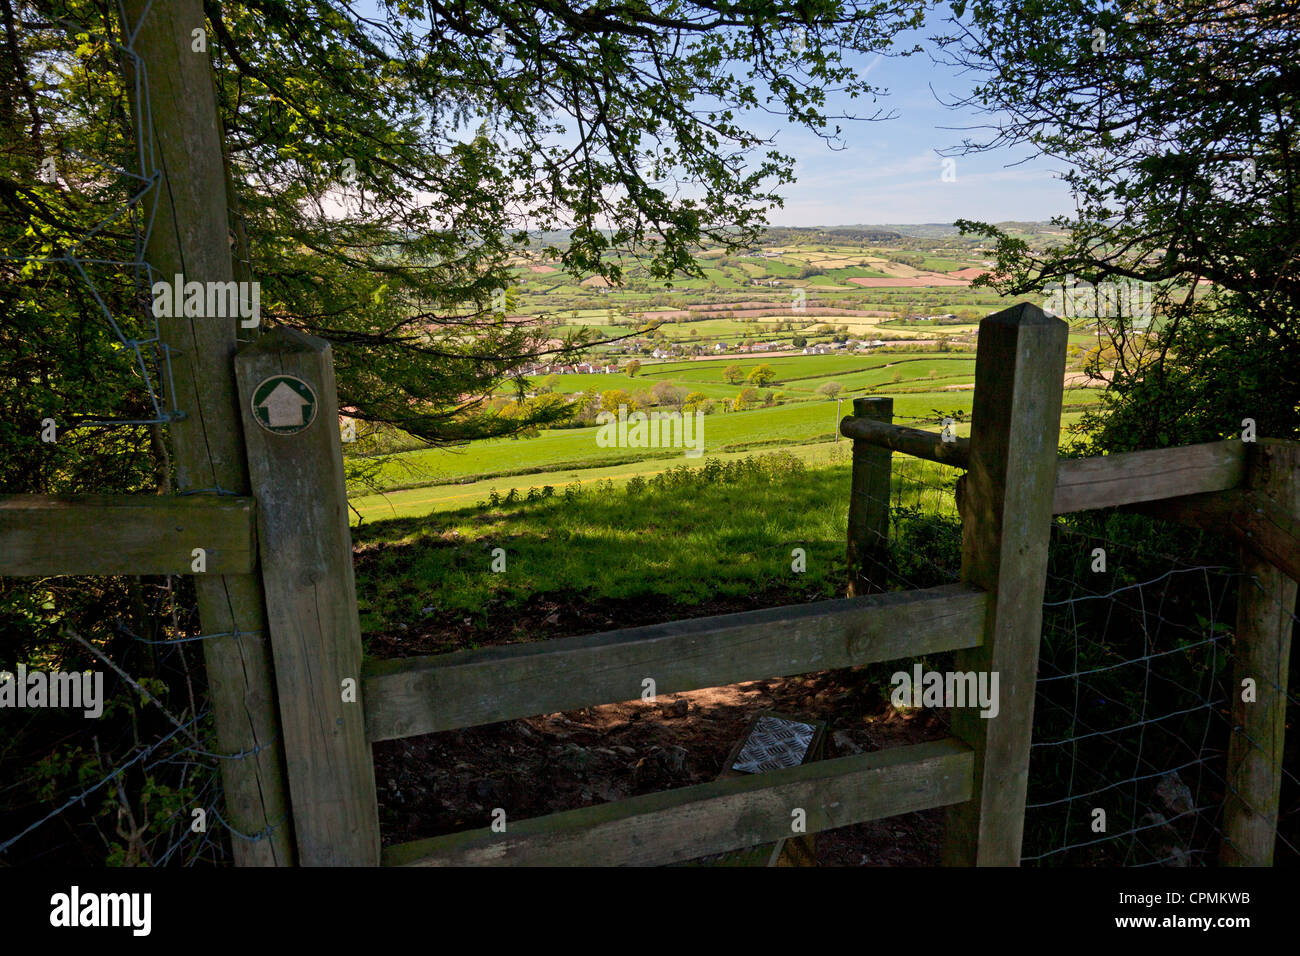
[123,0,293,865]
[1221,438,1300,865]
[235,327,380,866]
[942,302,1067,866]
[846,396,893,597]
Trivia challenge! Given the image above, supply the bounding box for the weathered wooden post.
[1221,438,1300,865]
[235,327,381,866]
[943,302,1067,866]
[846,396,893,596]
[124,0,292,864]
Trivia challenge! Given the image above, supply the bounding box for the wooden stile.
[1221,439,1300,865]
[235,327,380,866]
[846,396,893,596]
[12,259,1275,866]
[942,302,1067,866]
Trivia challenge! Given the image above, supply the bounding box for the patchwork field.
[350,347,1101,522]
[349,230,1125,524]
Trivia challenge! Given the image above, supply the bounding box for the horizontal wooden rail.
[1132,488,1300,584]
[1053,440,1244,514]
[363,583,986,742]
[383,737,973,866]
[839,415,970,467]
[0,494,257,576]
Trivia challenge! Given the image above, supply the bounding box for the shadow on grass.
[353,452,967,659]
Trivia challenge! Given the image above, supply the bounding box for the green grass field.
[351,451,964,636]
[348,243,1111,536]
[350,439,854,522]
[350,333,1103,511]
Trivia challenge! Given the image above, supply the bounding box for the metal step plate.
[731,714,818,774]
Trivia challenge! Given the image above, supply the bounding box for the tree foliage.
[934,0,1300,450]
[2,0,931,493]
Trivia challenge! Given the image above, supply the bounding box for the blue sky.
[354,2,1080,228]
[753,27,1078,226]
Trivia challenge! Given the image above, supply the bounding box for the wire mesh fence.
[0,573,267,866]
[1023,512,1299,866]
[2,5,181,433]
[842,425,1298,867]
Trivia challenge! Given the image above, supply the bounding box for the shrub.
[733,386,760,410]
[651,381,685,406]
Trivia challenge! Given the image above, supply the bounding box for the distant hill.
[757,225,903,245]
[517,224,908,251]
[816,221,1061,239]
[513,221,1062,254]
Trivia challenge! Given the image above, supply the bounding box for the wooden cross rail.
[836,417,1246,516]
[381,738,973,867]
[839,413,971,467]
[1053,440,1245,513]
[0,494,257,576]
[363,583,987,742]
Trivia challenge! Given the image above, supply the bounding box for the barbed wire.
[2,5,180,432]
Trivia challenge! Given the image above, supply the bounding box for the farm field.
[347,232,1123,533]
[530,354,982,402]
[356,396,880,491]
[349,368,1099,522]
[350,439,854,522]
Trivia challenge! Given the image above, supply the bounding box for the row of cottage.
[515,338,894,375]
[647,338,891,358]
[513,361,621,376]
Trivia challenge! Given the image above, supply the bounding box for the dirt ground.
[368,591,952,866]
